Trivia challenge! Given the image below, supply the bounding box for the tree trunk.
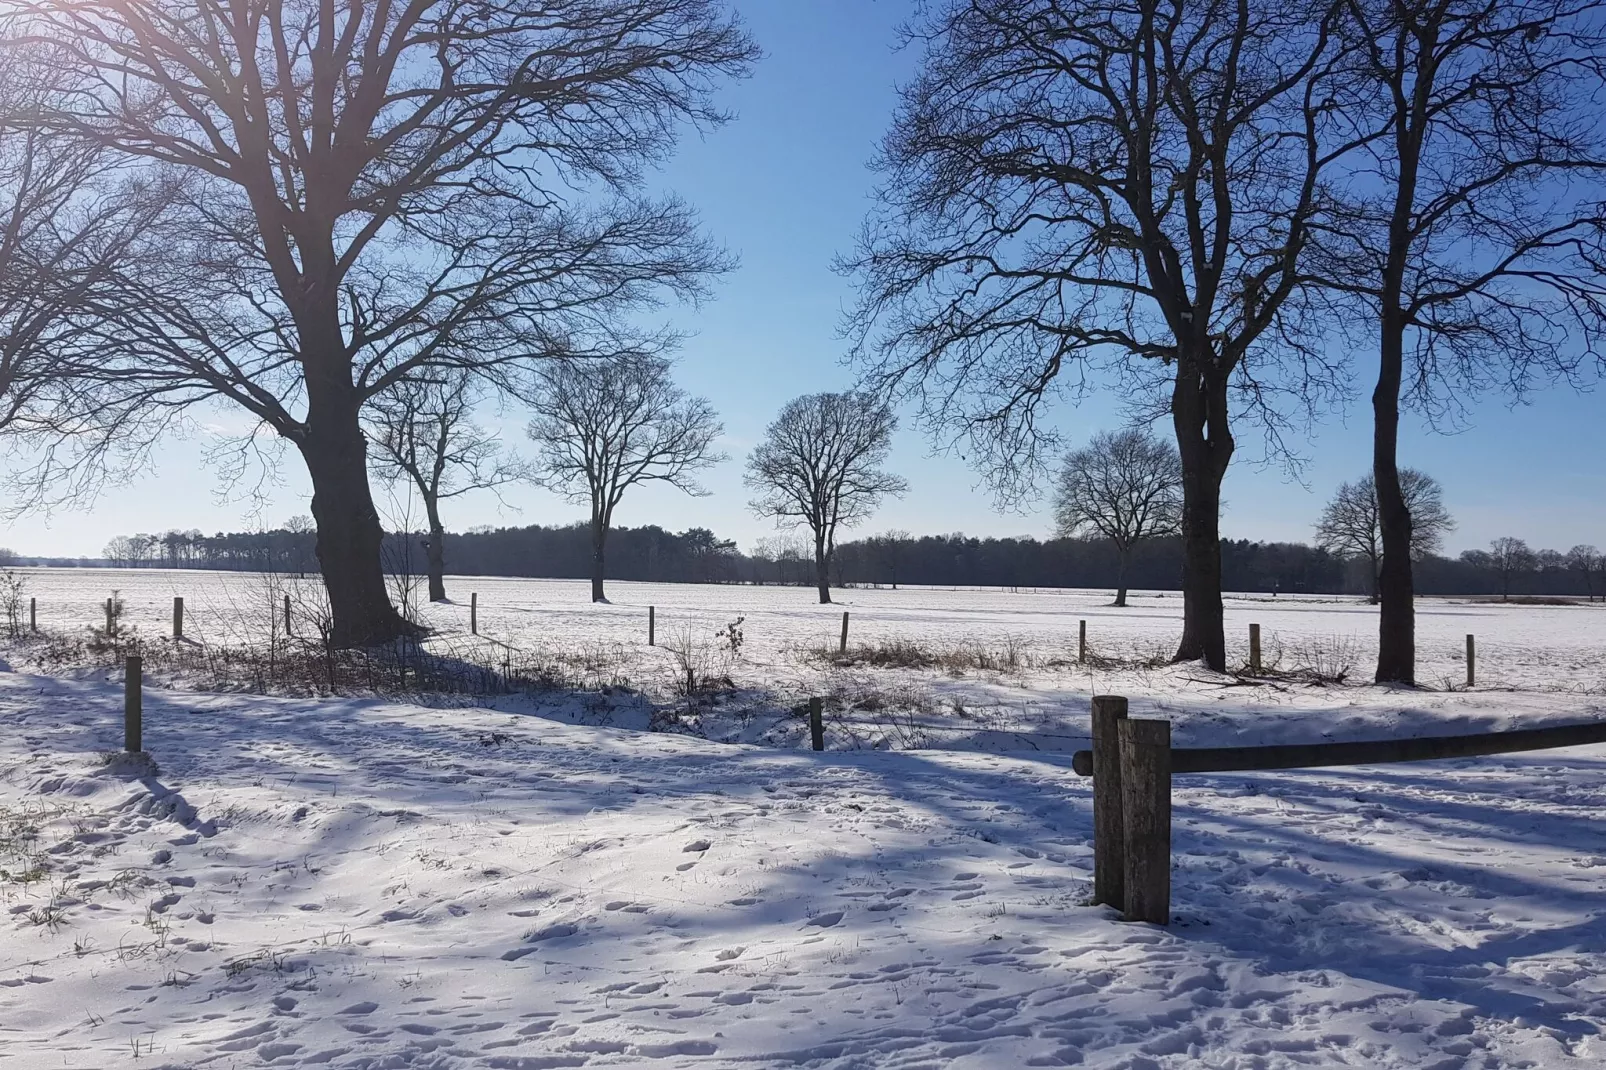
[424,499,447,603]
[591,516,608,602]
[1171,362,1233,671]
[1115,545,1130,607]
[297,386,412,647]
[1373,308,1416,683]
[814,533,832,604]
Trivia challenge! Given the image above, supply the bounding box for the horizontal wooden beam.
[1071,719,1606,778]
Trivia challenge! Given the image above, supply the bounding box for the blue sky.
[5,0,1603,559]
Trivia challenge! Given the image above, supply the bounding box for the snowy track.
[4,669,1606,1068]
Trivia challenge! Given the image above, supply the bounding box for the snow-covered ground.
[3,570,1606,1067]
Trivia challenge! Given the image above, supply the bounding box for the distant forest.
[32,523,1600,600]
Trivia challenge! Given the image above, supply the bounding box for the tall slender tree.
[6,0,756,645]
[527,356,724,603]
[844,0,1358,670]
[368,371,524,603]
[1316,0,1606,682]
[745,393,907,605]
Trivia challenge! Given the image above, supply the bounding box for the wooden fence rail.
[1071,717,1606,777]
[1073,699,1606,926]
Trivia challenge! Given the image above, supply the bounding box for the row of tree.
[87,520,1605,601]
[841,0,1606,681]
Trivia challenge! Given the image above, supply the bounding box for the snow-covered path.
[4,671,1606,1068]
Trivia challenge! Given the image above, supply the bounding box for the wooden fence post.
[106,596,114,636]
[1119,718,1171,925]
[839,611,850,654]
[1249,623,1262,673]
[471,592,478,636]
[29,596,35,633]
[124,655,143,753]
[1466,634,1475,688]
[173,597,183,639]
[284,594,292,636]
[809,696,825,752]
[1091,695,1130,910]
[648,605,655,647]
[1079,619,1088,664]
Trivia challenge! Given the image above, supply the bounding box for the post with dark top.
[1466,634,1475,688]
[124,655,143,753]
[29,596,35,633]
[809,696,825,752]
[648,605,656,646]
[1249,623,1262,674]
[1090,695,1129,910]
[839,611,850,654]
[471,592,478,636]
[173,597,183,639]
[1119,718,1171,925]
[1079,619,1088,664]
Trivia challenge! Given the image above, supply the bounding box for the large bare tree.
[1313,468,1452,601]
[745,392,907,605]
[0,53,159,458]
[368,371,524,604]
[5,0,756,645]
[1053,430,1183,608]
[527,356,723,603]
[844,0,1358,670]
[1314,0,1606,683]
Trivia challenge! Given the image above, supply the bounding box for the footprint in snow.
[683,839,711,853]
[806,911,845,928]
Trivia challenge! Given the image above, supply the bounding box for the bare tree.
[1053,430,1182,607]
[1312,0,1606,683]
[0,52,160,458]
[1314,468,1453,601]
[844,0,1359,670]
[368,371,524,604]
[746,393,907,604]
[1566,544,1602,603]
[528,356,723,603]
[6,0,756,645]
[869,529,911,589]
[1488,537,1537,602]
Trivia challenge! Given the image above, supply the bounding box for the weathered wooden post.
[839,611,850,654]
[29,596,35,632]
[1091,695,1130,910]
[1466,634,1476,688]
[809,696,825,752]
[172,597,183,639]
[1119,718,1171,925]
[648,605,655,647]
[1249,623,1262,674]
[1079,619,1088,664]
[283,594,292,636]
[105,596,115,636]
[124,655,143,753]
[471,592,478,636]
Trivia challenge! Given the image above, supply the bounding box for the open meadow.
[2,570,1606,1067]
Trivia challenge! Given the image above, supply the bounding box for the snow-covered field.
[3,569,1606,1067]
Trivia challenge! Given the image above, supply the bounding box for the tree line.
[79,521,1605,602]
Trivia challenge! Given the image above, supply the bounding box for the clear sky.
[5,0,1602,560]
